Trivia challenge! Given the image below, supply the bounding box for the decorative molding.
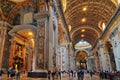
[8,24,37,36]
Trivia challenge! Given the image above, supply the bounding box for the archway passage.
[76,50,88,69]
[9,26,35,71]
[105,41,116,71]
[75,40,92,50]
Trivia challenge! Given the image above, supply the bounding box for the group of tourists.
[77,70,100,80]
[77,70,119,80]
[76,70,119,80]
[0,67,20,80]
[0,67,119,80]
[47,68,120,80]
[47,68,61,80]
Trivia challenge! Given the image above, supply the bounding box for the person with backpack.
[9,68,15,80]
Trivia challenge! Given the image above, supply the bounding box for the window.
[102,22,106,31]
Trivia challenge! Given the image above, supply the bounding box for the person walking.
[52,70,55,80]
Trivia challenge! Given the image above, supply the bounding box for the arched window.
[98,21,106,31]
[118,0,120,4]
[62,0,67,12]
[102,22,106,31]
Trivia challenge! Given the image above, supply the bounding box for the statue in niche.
[15,44,23,57]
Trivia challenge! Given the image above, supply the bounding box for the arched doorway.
[9,25,36,71]
[105,41,116,71]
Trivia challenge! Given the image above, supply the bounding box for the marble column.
[98,44,106,70]
[0,21,8,69]
[110,29,120,71]
[9,37,16,68]
[33,11,49,72]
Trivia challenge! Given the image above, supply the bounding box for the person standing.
[8,67,12,78]
[15,69,20,80]
[48,70,51,80]
[0,70,3,80]
[109,71,115,80]
[77,70,80,80]
[9,68,15,80]
[71,70,74,77]
[80,70,84,80]
[52,70,55,80]
[58,69,61,80]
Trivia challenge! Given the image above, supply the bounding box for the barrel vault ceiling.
[0,0,119,47]
[62,0,118,46]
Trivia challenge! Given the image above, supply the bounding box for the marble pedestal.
[27,71,47,78]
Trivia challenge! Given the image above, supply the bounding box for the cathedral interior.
[0,0,120,79]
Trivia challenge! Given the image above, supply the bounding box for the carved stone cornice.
[8,24,37,36]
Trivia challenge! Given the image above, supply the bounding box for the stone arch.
[8,24,36,70]
[105,41,116,71]
[7,2,37,24]
[76,50,88,69]
[75,49,91,56]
